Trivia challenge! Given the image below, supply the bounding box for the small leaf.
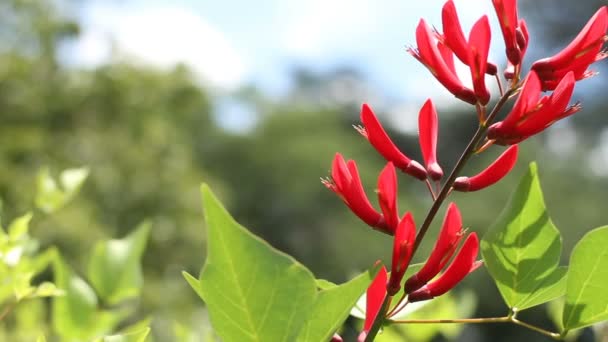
[96,327,150,342]
[482,163,564,311]
[297,268,379,342]
[87,223,150,304]
[36,167,89,213]
[184,184,317,342]
[563,226,608,331]
[8,212,33,241]
[53,254,119,340]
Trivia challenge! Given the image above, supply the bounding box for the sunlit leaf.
[95,327,150,342]
[297,268,378,342]
[35,167,89,213]
[53,254,119,340]
[87,223,150,304]
[482,163,565,311]
[563,226,608,331]
[183,184,317,341]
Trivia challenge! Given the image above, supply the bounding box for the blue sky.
[68,0,500,102]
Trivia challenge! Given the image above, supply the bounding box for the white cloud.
[70,3,246,90]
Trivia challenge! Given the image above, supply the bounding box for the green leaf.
[87,223,150,304]
[95,327,150,342]
[481,163,565,311]
[562,226,608,331]
[7,212,32,241]
[297,268,378,342]
[53,254,119,340]
[35,167,89,213]
[183,184,317,342]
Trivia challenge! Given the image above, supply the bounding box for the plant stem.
[364,89,514,342]
[391,316,562,340]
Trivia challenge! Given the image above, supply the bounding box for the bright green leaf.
[96,327,150,342]
[183,184,317,342]
[35,167,89,213]
[482,163,564,311]
[36,335,46,342]
[53,254,119,340]
[297,268,378,342]
[8,212,32,241]
[315,279,337,290]
[87,223,150,304]
[563,226,608,331]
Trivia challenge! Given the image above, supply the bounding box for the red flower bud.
[323,153,389,232]
[405,203,463,292]
[468,15,492,105]
[359,266,388,341]
[331,334,343,342]
[453,145,519,192]
[531,6,607,90]
[408,233,482,302]
[493,0,528,66]
[408,19,478,105]
[441,0,497,75]
[359,104,427,180]
[418,99,443,181]
[387,212,417,295]
[377,163,400,231]
[488,71,579,145]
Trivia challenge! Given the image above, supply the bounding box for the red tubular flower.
[493,0,528,66]
[359,104,427,180]
[468,15,492,105]
[453,145,519,192]
[408,233,482,302]
[323,153,389,232]
[331,334,343,342]
[531,6,608,90]
[504,19,530,80]
[487,71,580,145]
[377,163,400,231]
[408,19,477,105]
[359,266,388,342]
[418,99,443,181]
[387,212,417,295]
[405,203,463,293]
[441,0,497,75]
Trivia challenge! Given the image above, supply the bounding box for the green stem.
[364,89,514,342]
[390,316,562,340]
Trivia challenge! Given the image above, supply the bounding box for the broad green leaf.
[53,254,119,340]
[87,223,150,304]
[35,167,89,213]
[95,327,150,342]
[563,226,608,331]
[297,268,378,342]
[482,163,564,311]
[183,184,317,342]
[315,279,337,290]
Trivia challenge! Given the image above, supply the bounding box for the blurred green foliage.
[0,0,607,341]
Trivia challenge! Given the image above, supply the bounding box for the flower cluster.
[323,1,607,340]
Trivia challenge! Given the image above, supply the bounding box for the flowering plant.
[187,1,608,341]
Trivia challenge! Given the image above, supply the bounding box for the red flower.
[408,19,477,105]
[487,71,580,145]
[408,233,482,302]
[359,266,388,342]
[358,104,427,180]
[418,99,443,181]
[453,145,519,192]
[387,212,417,295]
[323,153,390,233]
[531,6,608,90]
[377,163,400,231]
[405,203,464,292]
[492,0,529,66]
[441,0,497,76]
[468,16,492,105]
